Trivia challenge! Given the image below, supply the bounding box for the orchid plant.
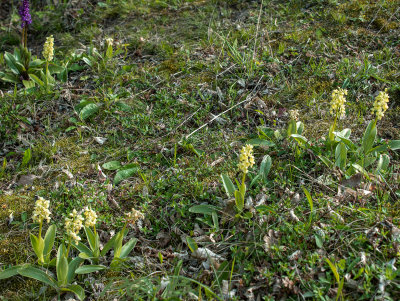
[0,197,144,300]
[289,89,400,178]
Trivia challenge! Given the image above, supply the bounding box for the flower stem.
[121,222,127,236]
[45,61,49,92]
[66,237,71,257]
[24,27,28,48]
[21,27,24,47]
[38,220,43,239]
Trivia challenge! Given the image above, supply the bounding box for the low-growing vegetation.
[1,0,399,300]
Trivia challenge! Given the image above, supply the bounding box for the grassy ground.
[1,0,400,300]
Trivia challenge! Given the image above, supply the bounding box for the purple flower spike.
[18,0,32,28]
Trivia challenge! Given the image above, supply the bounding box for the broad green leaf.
[23,80,35,89]
[239,178,246,196]
[75,265,107,274]
[376,154,390,173]
[287,119,296,136]
[14,61,26,72]
[234,190,244,212]
[120,163,138,170]
[335,142,347,170]
[334,132,356,150]
[48,64,64,74]
[243,211,253,219]
[59,68,68,83]
[73,242,93,257]
[290,134,309,147]
[97,2,109,7]
[259,155,272,180]
[46,71,55,84]
[0,266,21,280]
[249,174,261,188]
[258,127,275,139]
[102,161,121,170]
[220,174,236,197]
[30,233,41,259]
[186,236,198,253]
[61,285,85,301]
[113,167,138,185]
[318,155,333,168]
[362,120,377,154]
[67,257,83,284]
[189,204,218,215]
[48,257,57,267]
[43,225,56,258]
[75,99,93,111]
[106,45,113,59]
[389,140,400,150]
[57,256,68,286]
[17,265,57,288]
[315,234,323,248]
[29,59,44,68]
[4,52,19,75]
[82,57,93,67]
[100,234,117,257]
[78,252,92,260]
[113,231,124,258]
[69,63,85,72]
[110,257,126,268]
[12,48,20,60]
[369,144,388,154]
[339,128,351,138]
[0,73,20,83]
[296,121,304,135]
[363,156,377,168]
[56,245,68,286]
[29,74,44,86]
[120,238,137,258]
[352,163,369,178]
[80,103,99,120]
[246,138,275,147]
[84,226,97,252]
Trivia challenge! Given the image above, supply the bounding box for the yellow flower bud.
[32,196,51,223]
[372,90,389,120]
[42,35,54,62]
[84,207,97,228]
[289,109,299,121]
[125,208,144,225]
[238,144,255,174]
[330,88,347,118]
[65,209,84,245]
[105,37,113,47]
